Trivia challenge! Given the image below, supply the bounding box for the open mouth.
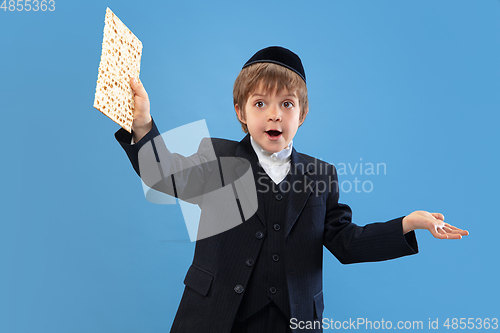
[265,130,282,141]
[266,130,282,137]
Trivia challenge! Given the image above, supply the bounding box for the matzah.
[94,7,142,133]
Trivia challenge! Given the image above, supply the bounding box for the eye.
[255,101,266,108]
[282,101,294,109]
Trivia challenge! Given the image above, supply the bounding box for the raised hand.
[402,210,469,239]
[130,77,152,142]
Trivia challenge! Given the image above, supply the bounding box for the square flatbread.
[94,7,142,133]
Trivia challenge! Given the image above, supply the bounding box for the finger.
[130,77,148,99]
[443,233,462,240]
[428,218,467,239]
[443,223,463,230]
[431,212,445,221]
[443,223,469,236]
[443,226,454,233]
[453,229,469,236]
[443,228,466,237]
[427,217,445,229]
[437,225,465,239]
[430,225,448,239]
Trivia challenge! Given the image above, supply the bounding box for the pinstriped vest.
[235,164,291,321]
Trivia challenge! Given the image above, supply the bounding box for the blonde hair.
[233,63,308,133]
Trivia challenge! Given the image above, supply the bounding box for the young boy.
[115,46,468,333]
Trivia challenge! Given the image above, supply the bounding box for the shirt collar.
[250,136,293,165]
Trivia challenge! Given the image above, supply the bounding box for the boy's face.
[235,83,304,153]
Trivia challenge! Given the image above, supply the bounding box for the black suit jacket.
[115,121,418,333]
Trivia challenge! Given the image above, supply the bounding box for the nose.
[267,105,282,122]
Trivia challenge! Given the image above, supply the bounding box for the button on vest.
[235,166,291,321]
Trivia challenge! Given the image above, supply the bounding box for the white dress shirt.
[250,136,292,185]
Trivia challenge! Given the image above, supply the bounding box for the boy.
[115,46,468,333]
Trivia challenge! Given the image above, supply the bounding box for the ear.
[298,108,308,126]
[235,104,246,124]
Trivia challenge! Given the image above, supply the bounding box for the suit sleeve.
[114,119,221,204]
[323,164,418,264]
[115,119,162,176]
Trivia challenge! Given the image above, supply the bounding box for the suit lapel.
[283,148,315,237]
[234,135,266,227]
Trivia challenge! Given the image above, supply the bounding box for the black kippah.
[242,46,306,83]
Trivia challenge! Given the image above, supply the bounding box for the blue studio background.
[2,0,499,332]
